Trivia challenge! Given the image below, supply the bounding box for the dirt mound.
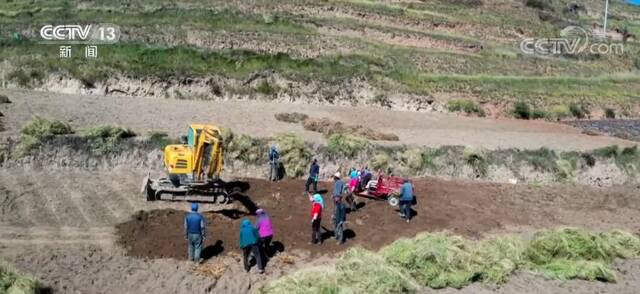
[115,178,524,260]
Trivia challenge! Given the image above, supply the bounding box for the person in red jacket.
[309,193,324,244]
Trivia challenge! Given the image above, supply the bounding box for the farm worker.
[332,172,345,197]
[346,168,359,212]
[255,208,274,258]
[240,218,265,274]
[268,145,280,181]
[310,193,324,244]
[305,159,320,193]
[360,166,372,190]
[399,178,414,223]
[185,203,206,263]
[332,194,347,244]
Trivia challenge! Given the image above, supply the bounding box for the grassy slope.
[0,0,639,108]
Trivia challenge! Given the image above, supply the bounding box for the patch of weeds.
[569,102,590,119]
[0,261,43,294]
[555,158,577,181]
[463,148,487,177]
[512,101,532,120]
[256,80,277,96]
[16,117,73,157]
[7,69,32,87]
[227,134,265,163]
[547,105,570,120]
[616,146,640,174]
[370,94,393,108]
[274,112,309,123]
[604,108,616,119]
[327,133,369,158]
[402,148,425,171]
[525,0,554,11]
[447,99,485,116]
[521,148,557,172]
[84,125,136,155]
[303,117,399,141]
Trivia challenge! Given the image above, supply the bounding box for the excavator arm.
[192,126,224,182]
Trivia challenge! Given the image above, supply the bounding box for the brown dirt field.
[114,177,639,261]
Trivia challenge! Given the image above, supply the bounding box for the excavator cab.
[142,124,228,202]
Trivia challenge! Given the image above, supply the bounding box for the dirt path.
[1,89,633,150]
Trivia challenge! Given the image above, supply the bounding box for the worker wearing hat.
[185,203,206,263]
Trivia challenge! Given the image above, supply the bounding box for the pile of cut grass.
[0,262,42,294]
[302,117,399,141]
[272,133,312,177]
[262,228,640,293]
[274,112,309,123]
[16,116,73,157]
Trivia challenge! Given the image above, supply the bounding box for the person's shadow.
[201,240,224,260]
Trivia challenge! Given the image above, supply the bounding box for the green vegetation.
[272,133,312,177]
[555,158,577,181]
[326,133,370,158]
[446,99,485,116]
[463,148,488,177]
[568,102,590,119]
[604,108,616,119]
[255,80,278,96]
[84,125,136,155]
[262,228,640,292]
[0,261,42,294]
[592,145,640,174]
[16,117,73,156]
[302,117,399,141]
[512,101,545,120]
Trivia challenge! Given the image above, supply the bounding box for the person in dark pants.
[268,145,280,181]
[310,193,324,244]
[305,159,320,193]
[185,203,206,263]
[332,194,347,244]
[399,178,414,223]
[240,218,265,273]
[255,208,274,257]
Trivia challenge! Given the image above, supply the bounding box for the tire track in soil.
[0,226,116,249]
[2,171,59,227]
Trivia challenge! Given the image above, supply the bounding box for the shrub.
[227,134,264,163]
[16,117,73,156]
[0,94,10,104]
[446,99,485,116]
[569,102,589,119]
[512,101,532,119]
[402,148,425,171]
[604,108,616,119]
[85,125,136,155]
[273,133,312,177]
[593,145,619,159]
[327,133,369,158]
[274,112,309,123]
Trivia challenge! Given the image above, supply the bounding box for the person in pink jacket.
[255,208,274,257]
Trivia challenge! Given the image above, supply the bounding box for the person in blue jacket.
[399,178,414,223]
[184,203,206,263]
[268,145,280,181]
[239,218,265,273]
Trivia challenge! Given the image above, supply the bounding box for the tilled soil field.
[566,119,640,141]
[3,171,640,293]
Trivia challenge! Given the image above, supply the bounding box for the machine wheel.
[388,196,399,207]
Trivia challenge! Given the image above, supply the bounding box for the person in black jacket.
[305,159,320,193]
[332,194,347,245]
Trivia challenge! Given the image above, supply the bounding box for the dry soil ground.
[1,169,640,293]
[0,89,634,150]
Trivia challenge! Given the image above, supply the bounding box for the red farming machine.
[352,174,405,206]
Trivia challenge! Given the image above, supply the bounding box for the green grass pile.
[337,248,420,293]
[272,133,312,177]
[84,125,136,155]
[0,262,41,294]
[16,116,73,157]
[525,228,640,282]
[263,228,640,293]
[326,133,370,158]
[260,266,339,294]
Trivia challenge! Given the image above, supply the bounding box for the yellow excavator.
[142,124,231,203]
